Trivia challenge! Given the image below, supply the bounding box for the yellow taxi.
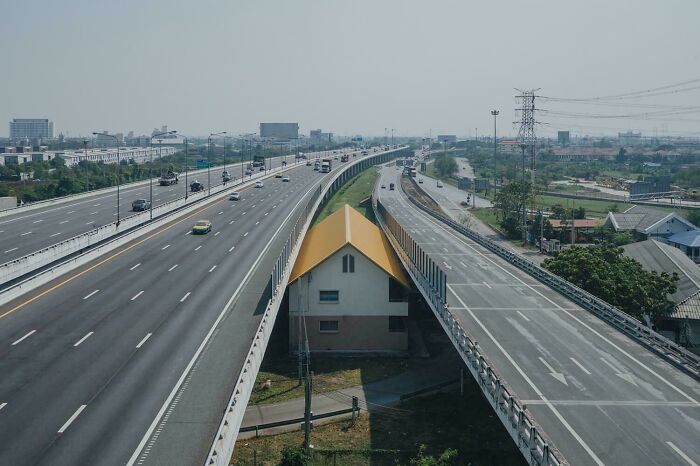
[192,220,212,234]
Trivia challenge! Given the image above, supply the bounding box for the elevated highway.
[375,166,700,466]
[0,147,404,465]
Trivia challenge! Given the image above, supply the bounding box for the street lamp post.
[93,132,121,226]
[150,130,176,219]
[82,139,89,192]
[209,131,227,191]
[491,110,499,195]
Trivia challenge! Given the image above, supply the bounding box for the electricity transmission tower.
[514,88,540,243]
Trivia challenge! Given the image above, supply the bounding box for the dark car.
[132,199,151,211]
[190,180,204,192]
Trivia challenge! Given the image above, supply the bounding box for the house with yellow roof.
[288,204,410,353]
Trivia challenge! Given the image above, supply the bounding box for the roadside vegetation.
[314,168,379,225]
[232,387,526,466]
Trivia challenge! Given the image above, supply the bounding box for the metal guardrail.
[405,181,700,380]
[239,406,358,434]
[0,162,298,288]
[373,197,564,466]
[204,147,409,466]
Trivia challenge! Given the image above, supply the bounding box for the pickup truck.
[190,180,204,192]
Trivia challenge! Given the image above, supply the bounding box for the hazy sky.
[3,0,700,139]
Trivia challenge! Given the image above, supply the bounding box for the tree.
[542,243,678,320]
[574,206,586,219]
[686,210,700,228]
[433,155,457,177]
[410,445,458,466]
[493,181,534,239]
[279,445,309,466]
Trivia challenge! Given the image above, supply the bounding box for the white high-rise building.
[9,118,54,140]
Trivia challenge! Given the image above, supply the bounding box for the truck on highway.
[321,158,331,173]
[222,170,232,183]
[410,168,417,178]
[159,171,179,186]
[340,154,349,162]
[313,160,321,171]
[252,155,265,168]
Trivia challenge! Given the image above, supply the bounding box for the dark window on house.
[319,290,339,302]
[389,316,407,332]
[319,320,339,333]
[389,277,405,302]
[342,254,355,273]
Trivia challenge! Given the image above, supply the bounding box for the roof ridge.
[344,204,352,244]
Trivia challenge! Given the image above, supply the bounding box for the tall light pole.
[209,131,227,190]
[491,110,499,195]
[93,132,121,226]
[82,139,89,192]
[150,130,176,219]
[391,128,395,147]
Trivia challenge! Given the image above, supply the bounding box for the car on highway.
[245,169,252,176]
[255,181,264,188]
[259,166,265,171]
[131,199,151,211]
[275,173,283,178]
[436,180,443,188]
[192,220,212,234]
[190,180,204,192]
[229,192,240,200]
[306,160,312,166]
[418,178,424,184]
[389,183,395,190]
[282,176,290,182]
[380,184,386,189]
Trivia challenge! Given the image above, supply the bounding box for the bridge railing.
[403,180,700,380]
[373,197,564,466]
[205,147,410,466]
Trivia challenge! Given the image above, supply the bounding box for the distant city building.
[498,140,521,153]
[437,135,457,143]
[309,129,333,144]
[57,146,176,166]
[95,131,124,147]
[260,122,299,139]
[619,131,642,146]
[557,131,570,146]
[9,118,54,140]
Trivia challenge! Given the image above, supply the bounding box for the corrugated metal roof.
[622,240,700,320]
[289,204,410,287]
[668,230,700,248]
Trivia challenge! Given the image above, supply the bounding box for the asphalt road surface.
[0,153,368,465]
[0,150,351,264]
[376,166,700,466]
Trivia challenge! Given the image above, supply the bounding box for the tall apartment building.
[9,119,54,140]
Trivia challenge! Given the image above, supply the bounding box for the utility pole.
[520,143,527,243]
[515,88,540,244]
[82,139,89,192]
[491,110,499,195]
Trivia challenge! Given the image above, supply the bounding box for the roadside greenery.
[432,154,458,178]
[542,243,679,320]
[492,181,535,239]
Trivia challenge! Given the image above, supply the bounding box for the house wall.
[289,244,409,353]
[647,217,697,240]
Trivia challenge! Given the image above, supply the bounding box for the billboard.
[260,123,299,139]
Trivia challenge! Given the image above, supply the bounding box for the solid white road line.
[180,292,191,302]
[666,442,698,466]
[131,291,144,301]
[58,405,87,434]
[185,231,191,235]
[516,310,530,322]
[194,245,202,251]
[209,265,217,273]
[67,211,75,214]
[570,357,592,375]
[447,285,603,465]
[73,332,94,347]
[127,174,322,466]
[11,330,36,346]
[162,244,170,250]
[0,402,6,411]
[136,333,152,348]
[83,290,100,300]
[4,247,18,253]
[130,263,141,271]
[168,264,178,272]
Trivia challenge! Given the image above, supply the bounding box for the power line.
[541,77,700,102]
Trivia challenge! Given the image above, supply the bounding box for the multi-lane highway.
[0,152,329,264]
[376,166,700,466]
[0,150,374,465]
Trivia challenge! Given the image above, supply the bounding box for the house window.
[319,320,339,333]
[342,254,355,273]
[319,290,339,303]
[389,316,407,333]
[389,277,405,302]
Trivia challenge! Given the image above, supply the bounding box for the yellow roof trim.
[289,204,410,288]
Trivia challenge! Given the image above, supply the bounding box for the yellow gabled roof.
[289,204,410,287]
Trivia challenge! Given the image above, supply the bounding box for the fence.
[373,197,564,466]
[404,183,700,380]
[204,147,408,466]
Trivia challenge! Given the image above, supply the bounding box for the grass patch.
[251,356,411,405]
[233,387,526,466]
[314,168,379,225]
[471,207,501,232]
